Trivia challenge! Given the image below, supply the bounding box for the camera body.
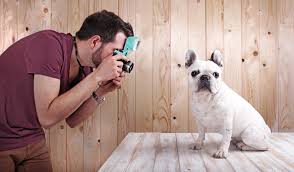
[113,36,140,73]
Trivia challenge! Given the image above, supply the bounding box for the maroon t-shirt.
[0,30,75,151]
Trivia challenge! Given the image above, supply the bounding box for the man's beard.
[91,46,103,68]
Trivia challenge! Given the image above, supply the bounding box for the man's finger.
[114,54,129,62]
[120,72,126,77]
[112,79,122,86]
[113,77,122,82]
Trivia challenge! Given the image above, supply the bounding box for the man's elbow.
[38,115,56,129]
[40,120,55,129]
[65,118,77,128]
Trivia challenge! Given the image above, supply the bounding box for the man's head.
[76,10,134,67]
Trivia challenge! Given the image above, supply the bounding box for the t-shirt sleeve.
[24,32,63,79]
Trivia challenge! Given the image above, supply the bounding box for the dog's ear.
[185,49,197,68]
[210,49,223,67]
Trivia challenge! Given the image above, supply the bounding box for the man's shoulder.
[31,29,72,41]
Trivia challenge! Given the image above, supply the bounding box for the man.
[0,10,133,171]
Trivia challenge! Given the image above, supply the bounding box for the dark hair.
[76,10,134,42]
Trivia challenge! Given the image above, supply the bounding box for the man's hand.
[93,54,129,83]
[95,72,126,97]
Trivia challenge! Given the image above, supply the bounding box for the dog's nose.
[200,75,211,81]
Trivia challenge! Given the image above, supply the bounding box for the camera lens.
[123,61,134,73]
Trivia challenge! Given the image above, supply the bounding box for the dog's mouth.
[197,82,212,93]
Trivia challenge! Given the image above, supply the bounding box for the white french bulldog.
[185,49,271,158]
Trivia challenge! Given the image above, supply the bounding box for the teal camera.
[113,36,140,73]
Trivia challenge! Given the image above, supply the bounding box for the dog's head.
[185,49,223,94]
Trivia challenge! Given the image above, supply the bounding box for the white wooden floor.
[98,133,294,172]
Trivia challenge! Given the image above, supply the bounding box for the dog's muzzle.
[197,74,212,92]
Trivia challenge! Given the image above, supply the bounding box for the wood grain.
[100,133,294,171]
[206,0,224,57]
[2,0,17,51]
[135,0,153,132]
[176,133,206,171]
[117,0,136,144]
[125,133,158,172]
[241,0,261,113]
[170,0,189,132]
[152,0,171,132]
[259,0,278,131]
[277,0,294,132]
[224,0,242,95]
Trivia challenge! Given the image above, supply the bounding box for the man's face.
[92,32,127,67]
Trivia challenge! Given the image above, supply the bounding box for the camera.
[113,36,140,73]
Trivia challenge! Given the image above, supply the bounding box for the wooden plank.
[259,0,278,131]
[153,133,179,171]
[101,0,118,11]
[117,0,136,143]
[264,135,294,170]
[2,0,18,52]
[17,0,51,40]
[223,0,242,95]
[240,143,290,171]
[176,133,206,172]
[187,0,206,132]
[0,0,4,54]
[277,0,294,132]
[170,0,189,132]
[194,134,235,172]
[98,133,145,172]
[100,0,119,165]
[207,134,260,172]
[281,133,294,145]
[97,133,294,171]
[49,0,68,171]
[66,0,88,171]
[152,0,171,132]
[206,0,224,57]
[241,0,261,113]
[84,107,101,172]
[208,134,294,171]
[88,0,102,14]
[135,0,153,132]
[269,134,294,158]
[125,133,158,172]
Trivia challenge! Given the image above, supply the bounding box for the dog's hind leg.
[235,141,261,151]
[239,125,270,151]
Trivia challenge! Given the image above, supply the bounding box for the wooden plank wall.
[0,0,293,171]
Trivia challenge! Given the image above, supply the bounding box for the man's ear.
[185,49,197,68]
[210,49,223,67]
[89,35,102,49]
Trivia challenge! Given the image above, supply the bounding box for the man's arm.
[65,75,124,128]
[34,73,100,129]
[34,55,127,129]
[65,92,101,128]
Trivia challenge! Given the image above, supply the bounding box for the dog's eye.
[191,70,200,77]
[213,72,219,78]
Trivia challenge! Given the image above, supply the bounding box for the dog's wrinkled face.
[185,49,223,94]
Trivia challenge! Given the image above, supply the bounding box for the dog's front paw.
[213,149,228,159]
[189,142,203,150]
